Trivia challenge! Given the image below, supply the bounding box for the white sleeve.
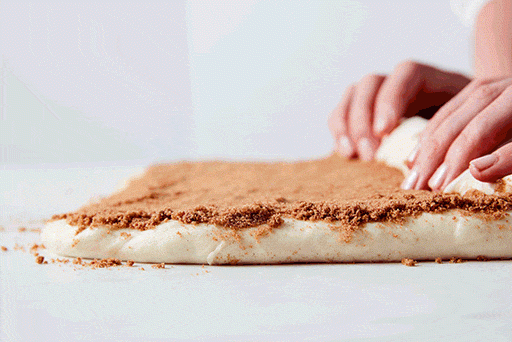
[450,0,492,27]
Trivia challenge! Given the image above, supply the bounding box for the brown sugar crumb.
[120,232,131,239]
[138,267,145,271]
[1,246,7,252]
[435,257,443,264]
[49,258,70,264]
[86,258,122,269]
[71,239,79,247]
[401,258,417,267]
[13,243,25,252]
[449,257,464,263]
[18,227,27,232]
[126,260,135,267]
[29,243,45,255]
[151,263,166,269]
[73,257,83,265]
[476,255,490,262]
[35,256,45,264]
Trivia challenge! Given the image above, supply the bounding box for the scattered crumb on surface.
[435,257,443,264]
[29,243,45,255]
[35,256,45,264]
[152,263,166,269]
[138,267,145,271]
[18,227,27,232]
[477,255,489,261]
[449,257,464,263]
[14,243,25,251]
[126,260,135,267]
[1,246,7,252]
[401,258,417,267]
[120,232,131,239]
[86,258,122,269]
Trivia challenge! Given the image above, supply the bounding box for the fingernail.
[357,138,375,161]
[406,144,420,168]
[373,117,388,136]
[338,136,355,157]
[373,106,393,135]
[428,163,447,190]
[470,154,498,171]
[401,169,419,190]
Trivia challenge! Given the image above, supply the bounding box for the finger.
[470,142,512,183]
[348,74,385,161]
[438,85,512,189]
[373,61,470,137]
[408,79,509,169]
[418,79,482,144]
[419,78,507,145]
[403,80,510,190]
[373,61,425,137]
[328,84,356,157]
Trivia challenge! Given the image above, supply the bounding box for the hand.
[403,77,512,190]
[328,60,470,161]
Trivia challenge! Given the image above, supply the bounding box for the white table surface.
[1,166,512,341]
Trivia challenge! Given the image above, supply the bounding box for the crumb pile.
[51,154,512,237]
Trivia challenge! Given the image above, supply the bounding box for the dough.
[42,118,512,264]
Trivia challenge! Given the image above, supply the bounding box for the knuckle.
[422,135,444,157]
[343,83,357,100]
[360,73,383,84]
[504,84,512,96]
[447,126,482,161]
[470,79,486,88]
[397,59,422,74]
[473,84,499,100]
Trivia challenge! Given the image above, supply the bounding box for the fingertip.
[405,144,420,169]
[373,107,396,137]
[469,163,484,181]
[357,137,376,161]
[372,116,389,137]
[428,163,447,191]
[337,135,356,158]
[470,154,498,172]
[401,169,419,190]
[469,154,500,182]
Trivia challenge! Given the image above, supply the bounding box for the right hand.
[328,60,470,161]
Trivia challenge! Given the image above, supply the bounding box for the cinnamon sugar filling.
[51,154,512,234]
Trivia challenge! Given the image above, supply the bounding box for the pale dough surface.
[42,117,512,264]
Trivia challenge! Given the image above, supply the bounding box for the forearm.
[474,0,512,78]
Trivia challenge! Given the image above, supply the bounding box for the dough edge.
[43,212,512,265]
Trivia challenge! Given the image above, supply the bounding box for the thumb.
[469,142,512,183]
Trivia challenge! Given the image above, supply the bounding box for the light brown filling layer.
[52,154,512,238]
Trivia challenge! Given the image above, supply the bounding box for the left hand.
[403,77,512,190]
